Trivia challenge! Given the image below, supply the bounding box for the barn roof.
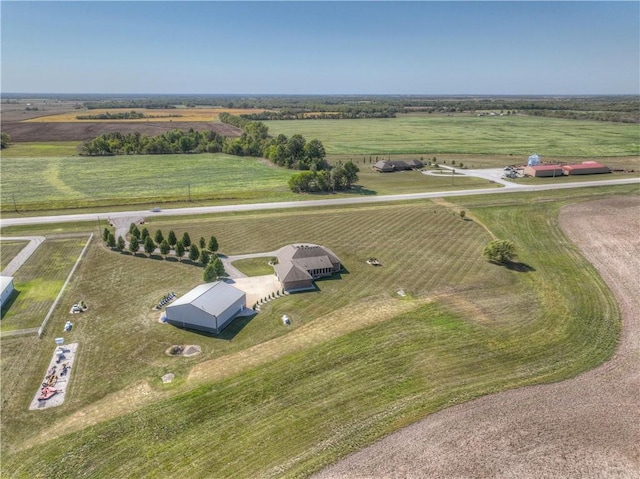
[528,164,563,171]
[169,281,245,318]
[562,162,608,171]
[0,276,14,292]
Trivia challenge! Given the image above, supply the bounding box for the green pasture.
[232,257,276,277]
[0,153,296,212]
[1,186,627,477]
[0,142,81,158]
[0,241,28,270]
[264,114,640,157]
[0,237,87,332]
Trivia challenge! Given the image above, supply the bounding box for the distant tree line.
[76,110,182,120]
[59,94,638,123]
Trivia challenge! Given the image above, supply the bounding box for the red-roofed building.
[562,162,610,175]
[523,164,564,177]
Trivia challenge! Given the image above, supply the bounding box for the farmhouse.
[165,281,246,334]
[0,276,15,308]
[274,244,342,291]
[562,161,610,175]
[372,159,423,172]
[524,164,564,177]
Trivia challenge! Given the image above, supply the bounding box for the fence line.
[38,233,94,338]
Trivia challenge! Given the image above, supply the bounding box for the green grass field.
[0,141,81,158]
[1,184,630,478]
[0,153,297,212]
[0,237,88,332]
[232,257,276,276]
[264,114,640,157]
[0,241,28,270]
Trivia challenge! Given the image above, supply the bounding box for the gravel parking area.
[314,195,640,479]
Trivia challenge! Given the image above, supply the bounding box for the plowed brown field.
[314,195,640,479]
[0,120,241,142]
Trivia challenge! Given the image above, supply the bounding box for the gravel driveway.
[314,195,640,479]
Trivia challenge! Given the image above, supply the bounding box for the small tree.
[175,240,185,261]
[154,229,164,246]
[459,210,466,220]
[140,227,149,241]
[212,257,226,277]
[129,236,140,254]
[189,244,200,262]
[144,236,156,255]
[199,237,206,249]
[131,224,141,239]
[208,236,218,253]
[129,222,137,235]
[160,239,170,256]
[203,264,217,282]
[200,249,211,266]
[116,235,126,251]
[182,232,191,248]
[482,239,516,264]
[102,227,110,242]
[106,232,116,248]
[167,230,177,247]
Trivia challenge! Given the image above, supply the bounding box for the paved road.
[0,178,638,228]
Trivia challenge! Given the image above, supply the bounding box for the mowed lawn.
[264,114,640,157]
[0,241,28,270]
[0,153,296,211]
[0,187,625,478]
[0,237,88,332]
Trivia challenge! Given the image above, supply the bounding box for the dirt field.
[314,195,640,479]
[0,120,242,142]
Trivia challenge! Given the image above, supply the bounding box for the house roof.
[274,262,312,283]
[275,244,341,285]
[373,160,394,171]
[169,281,245,317]
[0,276,14,292]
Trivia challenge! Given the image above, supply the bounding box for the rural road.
[0,177,638,228]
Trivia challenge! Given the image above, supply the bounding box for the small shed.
[0,276,15,308]
[165,281,246,334]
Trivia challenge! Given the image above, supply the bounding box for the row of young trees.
[102,225,226,281]
[76,110,182,120]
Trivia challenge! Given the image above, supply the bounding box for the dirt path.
[314,195,640,479]
[0,235,46,276]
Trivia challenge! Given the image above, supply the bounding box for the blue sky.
[2,1,638,94]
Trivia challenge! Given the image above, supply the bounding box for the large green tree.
[482,239,516,264]
[208,236,218,253]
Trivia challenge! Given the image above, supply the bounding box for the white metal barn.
[0,276,15,308]
[165,281,246,334]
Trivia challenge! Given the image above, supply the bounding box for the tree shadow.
[149,254,165,261]
[504,261,536,272]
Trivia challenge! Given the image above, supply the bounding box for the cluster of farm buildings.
[164,244,341,335]
[523,155,611,177]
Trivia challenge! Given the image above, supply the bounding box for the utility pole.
[451,168,455,186]
[12,193,17,213]
[188,183,191,202]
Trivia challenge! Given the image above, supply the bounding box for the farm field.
[264,114,640,157]
[0,185,631,478]
[0,153,297,212]
[0,237,88,332]
[23,107,266,123]
[0,152,497,214]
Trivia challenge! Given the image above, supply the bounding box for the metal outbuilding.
[0,276,15,308]
[562,161,610,175]
[523,164,564,177]
[165,281,246,334]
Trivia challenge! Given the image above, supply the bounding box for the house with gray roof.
[372,159,423,172]
[165,281,245,334]
[274,244,342,291]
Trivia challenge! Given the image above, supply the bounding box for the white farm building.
[165,281,246,334]
[1,276,15,308]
